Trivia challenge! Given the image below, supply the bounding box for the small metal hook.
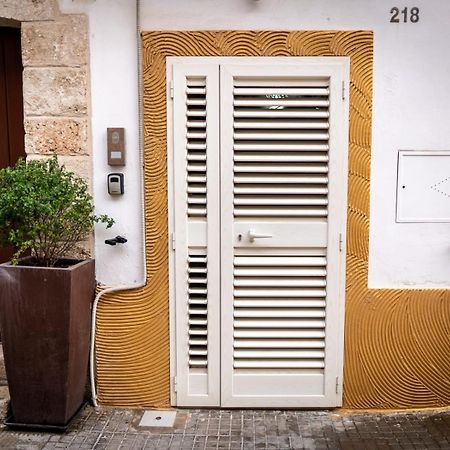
[105,235,128,246]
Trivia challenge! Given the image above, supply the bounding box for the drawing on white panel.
[430,176,450,199]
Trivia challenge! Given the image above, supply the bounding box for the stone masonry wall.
[0,0,93,255]
[0,0,91,182]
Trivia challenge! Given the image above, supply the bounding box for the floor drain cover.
[139,410,177,428]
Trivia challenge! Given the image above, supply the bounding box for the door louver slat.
[186,78,207,218]
[234,339,325,348]
[234,319,325,328]
[234,120,329,130]
[234,131,329,140]
[234,143,329,151]
[235,268,326,276]
[234,329,325,338]
[235,256,327,266]
[186,87,206,94]
[234,187,328,195]
[233,87,329,96]
[234,288,327,298]
[234,198,328,206]
[233,77,330,87]
[234,278,326,287]
[234,99,329,108]
[233,209,327,217]
[187,99,206,106]
[234,153,328,162]
[234,299,326,308]
[234,110,329,119]
[234,165,328,173]
[234,309,325,318]
[234,175,328,183]
[234,349,325,358]
[187,143,207,150]
[234,360,324,369]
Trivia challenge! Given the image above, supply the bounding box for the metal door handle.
[248,229,273,242]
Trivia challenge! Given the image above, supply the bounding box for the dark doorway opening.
[0,27,25,263]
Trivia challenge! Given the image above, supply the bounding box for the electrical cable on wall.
[89,0,146,408]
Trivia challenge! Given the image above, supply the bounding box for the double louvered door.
[170,58,349,408]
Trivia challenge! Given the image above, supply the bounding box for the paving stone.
[0,401,449,449]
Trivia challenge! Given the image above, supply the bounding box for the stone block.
[25,118,89,156]
[27,154,92,184]
[0,0,57,22]
[22,15,88,67]
[59,155,91,183]
[23,68,88,116]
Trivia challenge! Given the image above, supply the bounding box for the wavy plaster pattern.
[95,31,450,409]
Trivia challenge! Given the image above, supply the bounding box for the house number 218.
[390,7,420,23]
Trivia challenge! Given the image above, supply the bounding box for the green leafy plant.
[0,157,114,267]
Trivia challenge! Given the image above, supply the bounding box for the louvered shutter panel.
[171,59,348,408]
[233,79,330,219]
[188,254,208,367]
[220,62,348,408]
[233,255,327,370]
[172,64,220,406]
[186,79,207,219]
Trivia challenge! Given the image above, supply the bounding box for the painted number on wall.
[390,7,420,23]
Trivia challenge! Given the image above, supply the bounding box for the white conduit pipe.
[90,0,146,407]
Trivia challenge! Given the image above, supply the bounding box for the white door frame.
[167,56,349,408]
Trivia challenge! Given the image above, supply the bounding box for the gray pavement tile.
[0,408,450,449]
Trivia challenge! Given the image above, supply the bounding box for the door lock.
[248,229,273,242]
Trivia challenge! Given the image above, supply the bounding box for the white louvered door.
[169,58,349,408]
[220,61,349,408]
[171,64,221,406]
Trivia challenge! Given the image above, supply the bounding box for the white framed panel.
[396,150,450,223]
[169,56,349,408]
[220,59,349,408]
[168,61,221,407]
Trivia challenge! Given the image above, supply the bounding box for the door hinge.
[169,80,174,99]
[339,233,343,252]
[336,376,340,394]
[172,376,178,393]
[342,81,346,101]
[171,232,176,251]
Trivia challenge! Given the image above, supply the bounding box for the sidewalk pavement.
[0,402,449,449]
[0,349,449,449]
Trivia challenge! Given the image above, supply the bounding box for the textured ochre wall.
[95,30,450,409]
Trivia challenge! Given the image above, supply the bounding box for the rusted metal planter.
[0,258,95,426]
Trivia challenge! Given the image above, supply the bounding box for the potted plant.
[0,157,113,428]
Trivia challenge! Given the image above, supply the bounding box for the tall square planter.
[0,258,95,426]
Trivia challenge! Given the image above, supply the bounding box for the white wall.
[60,0,144,285]
[60,0,450,288]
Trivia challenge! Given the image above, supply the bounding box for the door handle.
[248,229,273,243]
